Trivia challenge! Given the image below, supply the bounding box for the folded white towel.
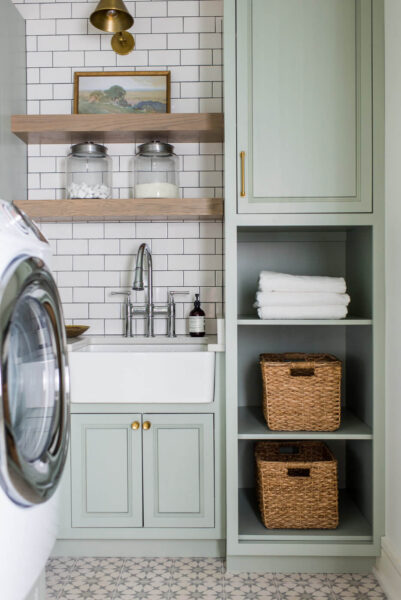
[258,271,347,294]
[257,305,348,320]
[254,291,350,308]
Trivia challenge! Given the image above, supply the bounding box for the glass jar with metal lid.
[66,142,112,199]
[133,140,179,199]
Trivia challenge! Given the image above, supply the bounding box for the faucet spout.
[132,243,154,336]
[133,243,152,291]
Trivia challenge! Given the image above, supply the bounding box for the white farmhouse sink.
[69,343,215,404]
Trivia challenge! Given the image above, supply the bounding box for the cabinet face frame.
[236,0,373,214]
[71,414,143,528]
[143,413,215,528]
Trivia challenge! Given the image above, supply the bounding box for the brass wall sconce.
[90,0,135,55]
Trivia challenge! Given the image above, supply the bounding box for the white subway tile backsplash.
[57,271,89,287]
[26,19,56,36]
[168,1,199,17]
[27,52,52,68]
[89,239,120,255]
[57,239,88,255]
[41,3,71,19]
[168,222,200,238]
[167,33,198,49]
[17,0,224,336]
[56,18,87,35]
[152,239,183,254]
[148,49,180,64]
[136,222,168,238]
[168,254,199,270]
[136,1,167,18]
[104,223,135,238]
[72,255,104,271]
[74,287,105,303]
[184,238,215,254]
[89,303,121,319]
[184,16,216,32]
[38,35,69,51]
[72,223,104,238]
[184,270,215,286]
[153,17,183,33]
[89,271,120,287]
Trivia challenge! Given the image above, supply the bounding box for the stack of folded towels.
[254,271,351,319]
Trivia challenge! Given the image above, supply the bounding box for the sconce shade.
[90,0,134,33]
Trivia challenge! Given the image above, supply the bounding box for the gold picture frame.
[73,71,171,115]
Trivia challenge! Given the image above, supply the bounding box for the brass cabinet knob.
[131,421,140,430]
[143,421,151,430]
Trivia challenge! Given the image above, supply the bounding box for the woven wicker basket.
[255,441,339,529]
[260,353,341,431]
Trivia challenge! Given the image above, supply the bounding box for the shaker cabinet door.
[71,414,143,528]
[143,414,214,528]
[236,0,372,213]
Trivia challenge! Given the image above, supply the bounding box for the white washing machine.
[0,200,70,600]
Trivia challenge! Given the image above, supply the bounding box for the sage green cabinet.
[70,413,214,530]
[236,0,373,214]
[143,413,214,528]
[71,414,143,528]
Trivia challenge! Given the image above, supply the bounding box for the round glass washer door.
[0,257,69,506]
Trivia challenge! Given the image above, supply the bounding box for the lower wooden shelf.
[238,406,373,440]
[238,488,372,542]
[15,197,223,221]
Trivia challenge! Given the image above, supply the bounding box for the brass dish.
[66,325,89,338]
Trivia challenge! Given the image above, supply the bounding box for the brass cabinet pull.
[131,421,140,430]
[143,421,151,430]
[240,151,246,197]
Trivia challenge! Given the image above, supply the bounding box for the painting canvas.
[74,71,170,114]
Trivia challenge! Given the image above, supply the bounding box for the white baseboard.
[374,537,401,600]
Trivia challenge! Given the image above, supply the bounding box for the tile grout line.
[111,558,126,600]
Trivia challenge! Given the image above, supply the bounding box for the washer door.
[0,257,69,506]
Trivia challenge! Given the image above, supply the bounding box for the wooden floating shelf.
[238,406,372,440]
[11,113,224,144]
[15,197,224,221]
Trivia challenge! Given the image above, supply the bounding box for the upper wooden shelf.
[11,113,224,144]
[15,197,224,221]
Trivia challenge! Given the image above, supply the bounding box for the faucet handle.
[168,290,190,303]
[110,290,131,302]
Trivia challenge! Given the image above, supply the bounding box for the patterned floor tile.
[169,577,224,599]
[45,557,388,600]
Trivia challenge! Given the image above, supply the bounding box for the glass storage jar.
[66,142,112,199]
[133,141,179,198]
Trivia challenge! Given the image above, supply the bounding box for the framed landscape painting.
[74,71,171,114]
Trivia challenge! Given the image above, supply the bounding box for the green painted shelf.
[238,488,372,542]
[237,316,373,326]
[238,406,373,440]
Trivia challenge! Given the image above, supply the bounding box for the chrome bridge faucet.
[112,242,189,337]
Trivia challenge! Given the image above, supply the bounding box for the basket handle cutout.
[290,367,315,377]
[287,468,311,477]
[279,446,300,455]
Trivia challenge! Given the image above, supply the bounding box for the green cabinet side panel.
[71,414,143,528]
[236,0,372,213]
[143,414,215,528]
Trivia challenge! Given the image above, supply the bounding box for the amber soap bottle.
[189,293,205,337]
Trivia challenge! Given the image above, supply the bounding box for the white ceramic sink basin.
[69,343,215,404]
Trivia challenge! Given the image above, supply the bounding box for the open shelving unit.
[11,112,225,221]
[224,221,382,567]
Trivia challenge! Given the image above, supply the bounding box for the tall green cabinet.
[224,0,385,572]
